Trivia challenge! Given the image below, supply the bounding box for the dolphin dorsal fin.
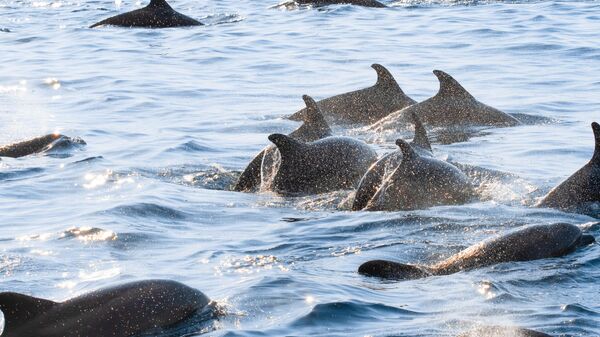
[372,64,400,90]
[0,292,57,330]
[433,70,474,100]
[396,139,417,160]
[300,95,332,138]
[148,0,172,8]
[410,112,432,152]
[268,134,304,154]
[592,122,600,163]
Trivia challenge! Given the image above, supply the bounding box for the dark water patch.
[43,136,86,158]
[104,202,190,220]
[0,27,10,32]
[71,156,104,164]
[147,165,240,191]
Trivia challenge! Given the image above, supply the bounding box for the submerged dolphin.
[234,95,332,192]
[458,326,552,337]
[537,122,600,214]
[0,279,210,337]
[370,70,520,131]
[90,0,202,28]
[0,134,80,158]
[288,64,415,125]
[362,138,474,211]
[358,223,595,281]
[266,133,377,195]
[294,0,387,7]
[352,112,433,211]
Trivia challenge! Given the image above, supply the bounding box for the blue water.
[1,0,600,336]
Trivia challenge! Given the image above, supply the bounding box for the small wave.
[106,202,190,220]
[0,28,10,33]
[43,135,86,158]
[290,300,424,328]
[199,13,244,26]
[0,167,45,181]
[59,226,117,242]
[168,140,218,153]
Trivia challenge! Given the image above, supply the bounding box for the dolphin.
[358,223,595,281]
[0,134,80,158]
[90,0,202,28]
[265,133,377,195]
[352,112,433,211]
[370,70,520,132]
[294,0,387,7]
[288,64,415,125]
[458,326,553,337]
[537,122,600,214]
[362,138,474,211]
[0,279,210,337]
[233,95,332,192]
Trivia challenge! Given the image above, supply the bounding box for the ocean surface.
[1,0,600,336]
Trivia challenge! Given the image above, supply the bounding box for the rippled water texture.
[1,0,600,336]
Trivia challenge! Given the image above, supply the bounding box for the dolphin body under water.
[370,70,521,132]
[537,122,600,215]
[0,134,82,158]
[361,138,475,211]
[352,112,433,211]
[0,280,210,337]
[294,0,387,7]
[265,133,377,195]
[234,95,332,192]
[288,64,416,125]
[90,0,202,28]
[458,326,553,337]
[358,223,595,281]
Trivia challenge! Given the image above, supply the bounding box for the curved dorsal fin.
[148,0,172,8]
[395,139,417,160]
[299,95,332,138]
[410,112,432,152]
[592,122,600,163]
[372,64,400,90]
[268,134,304,154]
[0,292,57,331]
[433,70,474,99]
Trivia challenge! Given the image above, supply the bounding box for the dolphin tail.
[0,292,57,331]
[268,134,305,154]
[372,64,399,90]
[297,95,332,139]
[395,139,418,160]
[358,260,431,280]
[410,112,432,152]
[432,70,473,99]
[592,122,600,163]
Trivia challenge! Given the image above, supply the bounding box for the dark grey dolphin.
[537,122,600,213]
[233,95,332,192]
[363,138,474,211]
[352,112,433,211]
[266,133,377,195]
[0,279,210,337]
[295,0,387,7]
[458,326,553,337]
[370,70,520,132]
[90,0,202,28]
[358,223,595,281]
[288,64,415,125]
[0,134,77,158]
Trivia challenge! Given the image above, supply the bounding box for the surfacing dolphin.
[352,112,433,211]
[358,223,595,281]
[90,0,202,28]
[294,0,387,7]
[0,279,210,337]
[266,133,377,195]
[370,70,520,132]
[234,95,332,192]
[288,64,415,125]
[0,134,82,158]
[458,326,552,337]
[537,122,600,215]
[361,138,474,211]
